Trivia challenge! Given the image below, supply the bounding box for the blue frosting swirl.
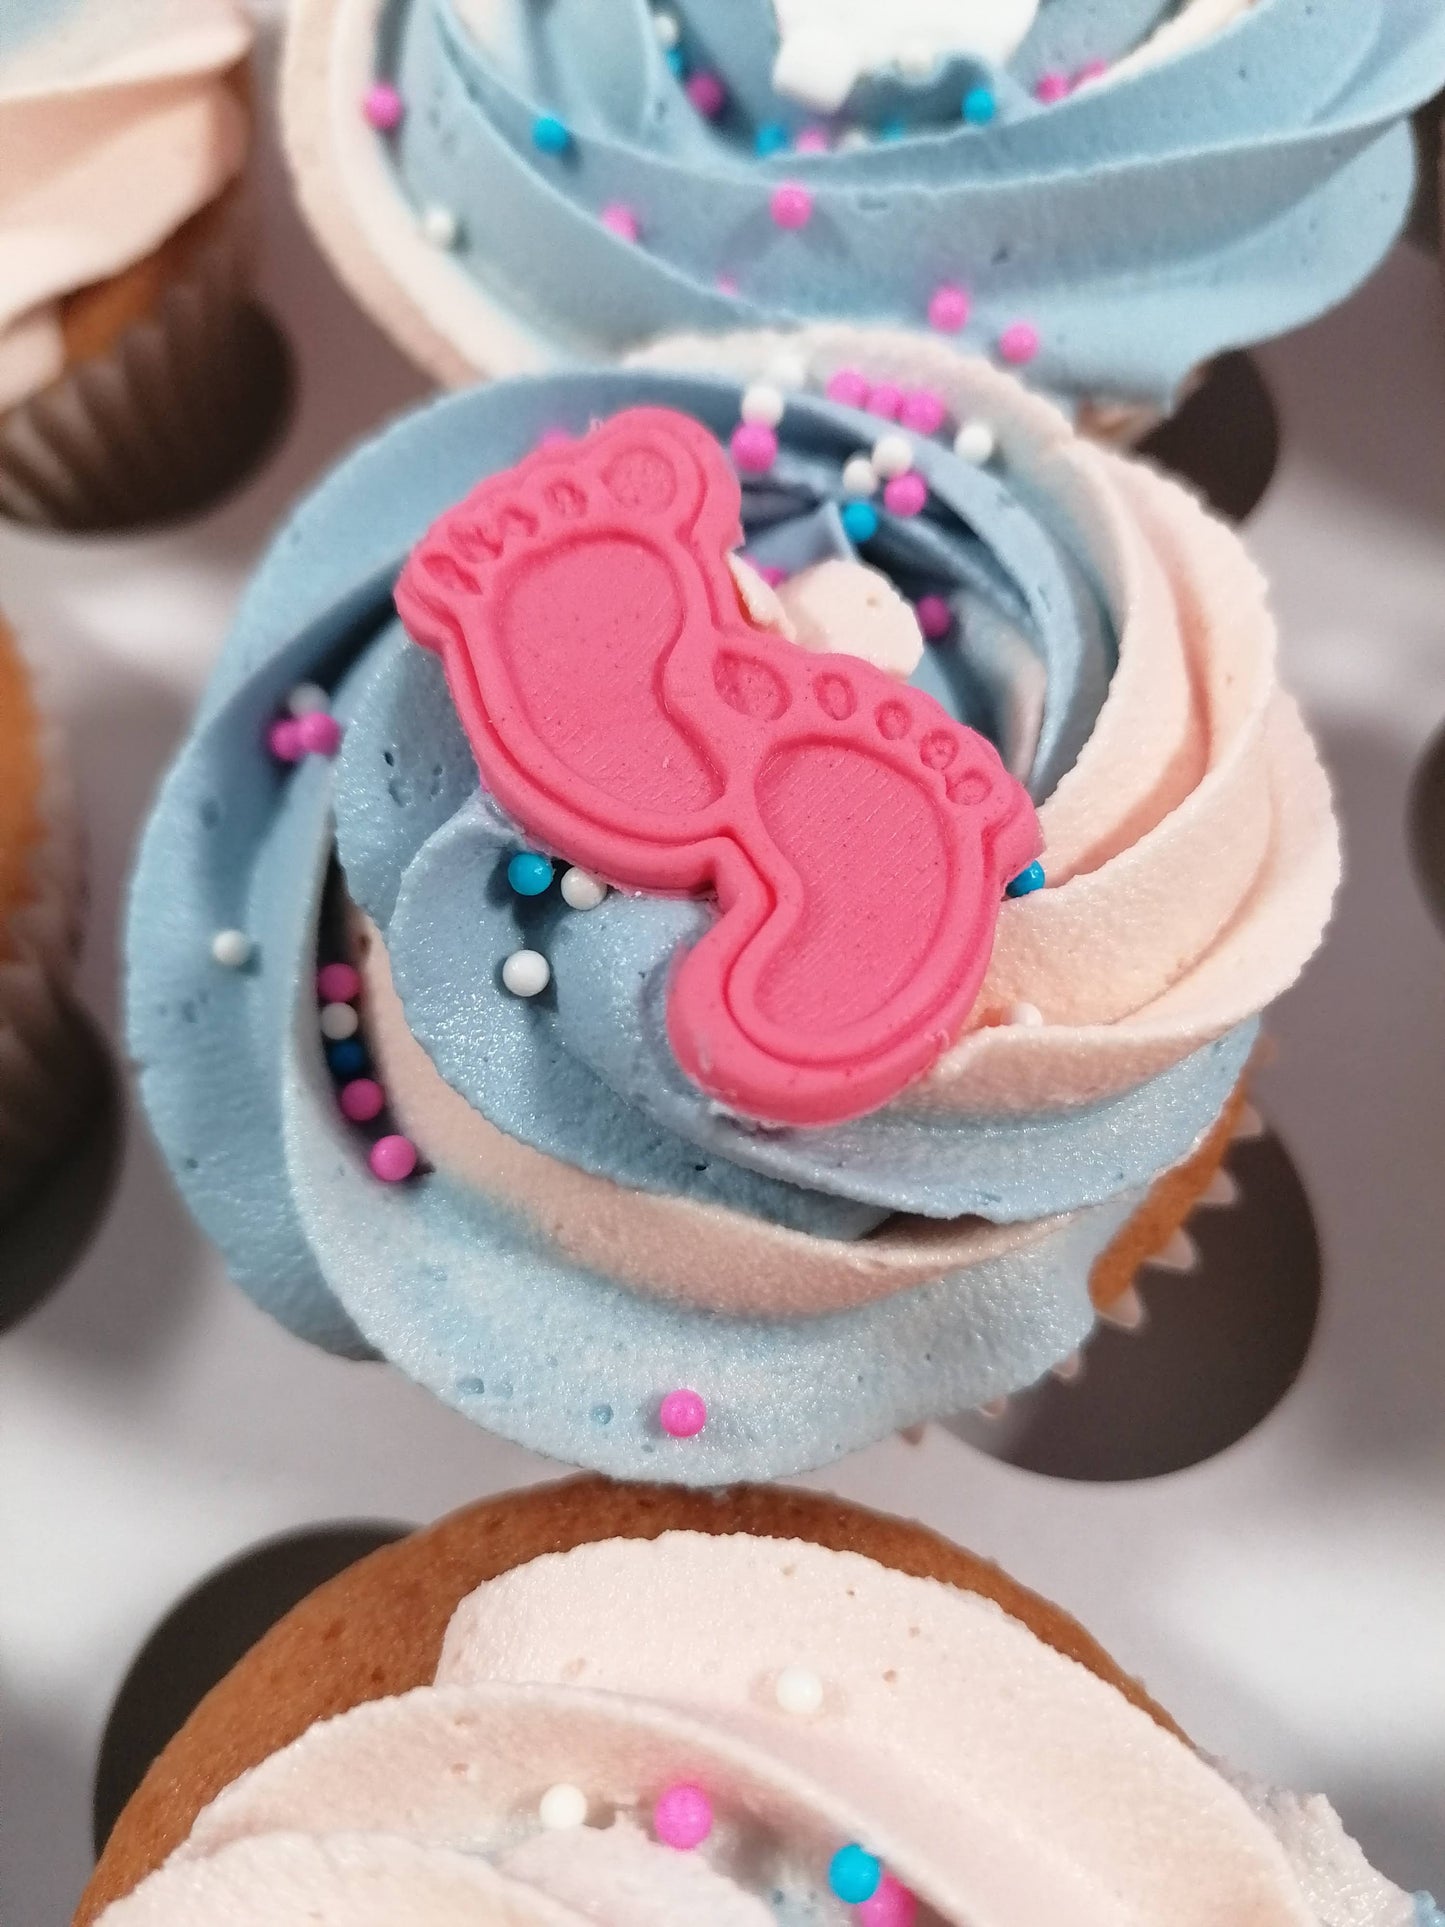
[373,0,1445,408]
[128,367,1247,1481]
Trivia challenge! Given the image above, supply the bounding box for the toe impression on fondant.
[395,408,1041,1127]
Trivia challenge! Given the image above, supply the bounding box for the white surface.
[2,23,1445,1921]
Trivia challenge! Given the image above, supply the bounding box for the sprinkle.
[560,867,608,910]
[685,71,727,117]
[954,420,997,464]
[715,274,741,296]
[420,204,460,248]
[928,284,970,334]
[664,45,687,76]
[296,711,343,757]
[878,117,908,142]
[756,564,789,587]
[536,428,573,450]
[795,123,830,153]
[1006,860,1046,898]
[841,500,880,543]
[830,1845,883,1905]
[659,1388,707,1437]
[770,182,813,229]
[1008,1001,1044,1027]
[915,595,951,640]
[532,114,573,154]
[1035,71,1071,104]
[600,203,641,242]
[538,1783,589,1830]
[825,368,869,407]
[268,718,303,762]
[741,382,786,427]
[1076,57,1109,84]
[508,850,556,897]
[286,681,330,718]
[369,1134,417,1182]
[652,10,680,50]
[774,1666,825,1716]
[210,929,252,968]
[755,121,790,156]
[998,321,1040,366]
[502,948,552,997]
[864,382,903,420]
[841,454,878,499]
[362,82,403,132]
[871,432,914,479]
[766,349,810,390]
[319,1001,359,1041]
[860,1875,918,1927]
[654,1782,713,1849]
[317,962,361,1003]
[962,84,997,125]
[883,472,927,517]
[339,1077,385,1122]
[899,388,947,435]
[731,422,779,473]
[326,1039,366,1078]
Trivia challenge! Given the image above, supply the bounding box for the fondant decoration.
[397,408,1040,1127]
[770,0,1041,112]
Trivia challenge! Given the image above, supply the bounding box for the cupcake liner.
[0,204,288,534]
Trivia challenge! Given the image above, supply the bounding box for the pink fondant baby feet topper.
[394,408,1041,1127]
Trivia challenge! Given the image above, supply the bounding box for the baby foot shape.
[396,408,1041,1127]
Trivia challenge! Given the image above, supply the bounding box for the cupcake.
[282,0,1445,422]
[0,610,91,1218]
[0,0,286,532]
[126,333,1338,1483]
[78,1478,1438,1926]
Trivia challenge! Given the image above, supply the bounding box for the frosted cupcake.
[0,0,285,531]
[79,1479,1439,1927]
[127,332,1338,1483]
[283,0,1445,420]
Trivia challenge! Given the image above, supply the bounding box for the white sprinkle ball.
[502,948,552,997]
[838,127,871,151]
[560,867,608,911]
[210,929,252,968]
[1008,1001,1044,1028]
[871,432,914,479]
[285,682,330,718]
[420,203,460,248]
[765,349,810,391]
[954,420,997,465]
[774,1666,825,1716]
[320,1000,360,1040]
[741,382,786,427]
[652,9,680,48]
[538,1783,588,1830]
[841,454,879,499]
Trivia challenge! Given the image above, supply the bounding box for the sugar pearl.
[319,1001,359,1041]
[865,382,903,420]
[954,420,997,464]
[825,368,869,407]
[765,350,810,390]
[296,711,342,757]
[561,867,608,910]
[962,85,997,125]
[659,1388,707,1437]
[286,681,330,718]
[507,851,555,897]
[871,432,914,479]
[651,9,680,49]
[883,472,927,517]
[830,1845,883,1905]
[210,929,252,968]
[539,1783,589,1830]
[339,1077,385,1122]
[685,71,727,118]
[841,454,879,499]
[795,124,830,153]
[362,83,403,132]
[770,182,813,229]
[268,718,303,762]
[741,382,786,427]
[898,388,947,435]
[532,114,572,154]
[915,595,951,640]
[369,1134,417,1182]
[1035,71,1071,104]
[600,203,641,242]
[774,1666,825,1716]
[1008,1001,1045,1027]
[502,949,551,997]
[860,1875,918,1927]
[317,962,361,1003]
[420,204,460,248]
[998,321,1040,366]
[730,422,779,473]
[841,500,880,543]
[654,1782,713,1849]
[928,284,970,333]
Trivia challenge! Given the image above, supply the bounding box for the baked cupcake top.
[92,1528,1427,1926]
[127,335,1337,1482]
[0,0,252,412]
[283,0,1445,409]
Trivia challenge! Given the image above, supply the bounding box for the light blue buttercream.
[369,0,1445,409]
[128,368,1254,1480]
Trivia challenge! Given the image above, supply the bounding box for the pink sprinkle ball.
[369,1134,418,1183]
[268,718,303,763]
[730,421,779,473]
[865,382,903,420]
[600,203,641,242]
[899,387,947,434]
[1035,71,1071,103]
[317,962,361,1003]
[860,1875,918,1927]
[339,1077,385,1123]
[825,367,869,407]
[757,564,789,588]
[659,1387,707,1437]
[296,710,343,757]
[916,594,951,640]
[927,284,971,334]
[362,82,404,131]
[883,472,928,517]
[653,1782,713,1849]
[685,70,728,118]
[1076,57,1109,83]
[999,321,1041,366]
[536,428,573,451]
[795,123,831,153]
[770,182,813,229]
